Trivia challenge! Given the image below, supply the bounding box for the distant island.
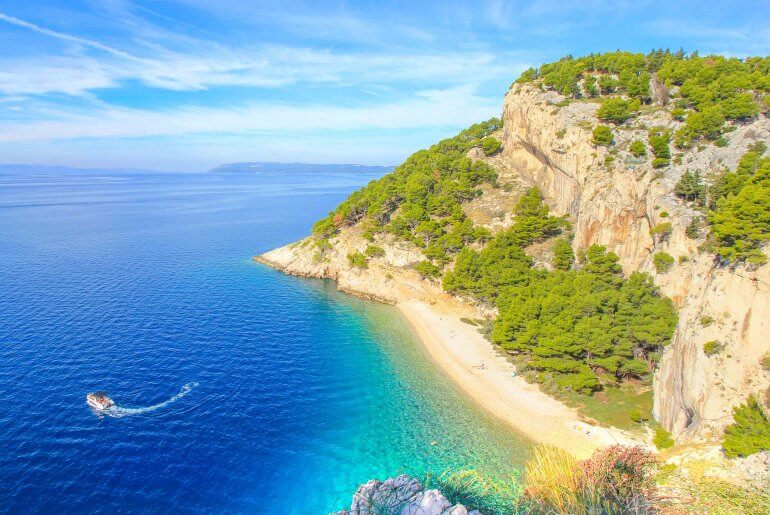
[209,162,394,174]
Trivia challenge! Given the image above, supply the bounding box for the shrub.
[653,252,674,273]
[599,75,618,94]
[650,222,672,241]
[671,107,687,121]
[700,315,714,327]
[675,107,725,148]
[524,445,659,514]
[347,251,368,269]
[762,353,770,371]
[578,445,658,512]
[703,340,724,356]
[583,75,599,97]
[480,137,502,156]
[552,238,574,271]
[659,211,669,218]
[364,244,386,258]
[652,158,670,169]
[722,395,770,458]
[596,97,641,124]
[685,217,702,239]
[629,140,646,157]
[720,92,760,121]
[414,260,441,278]
[629,408,649,423]
[653,426,675,449]
[648,127,671,159]
[675,170,705,203]
[592,125,613,146]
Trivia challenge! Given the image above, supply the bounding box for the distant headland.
[208,162,394,174]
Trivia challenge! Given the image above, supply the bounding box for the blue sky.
[0,1,768,171]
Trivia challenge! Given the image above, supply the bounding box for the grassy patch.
[558,383,653,432]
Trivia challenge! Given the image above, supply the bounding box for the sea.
[0,169,530,513]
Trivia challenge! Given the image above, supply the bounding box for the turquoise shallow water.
[0,170,530,513]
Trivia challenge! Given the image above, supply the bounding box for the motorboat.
[86,391,114,411]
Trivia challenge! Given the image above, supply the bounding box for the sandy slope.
[398,299,643,459]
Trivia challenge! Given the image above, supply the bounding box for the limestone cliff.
[500,84,770,442]
[260,82,770,444]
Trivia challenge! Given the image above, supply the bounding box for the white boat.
[86,391,114,411]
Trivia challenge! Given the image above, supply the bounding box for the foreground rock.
[331,475,478,515]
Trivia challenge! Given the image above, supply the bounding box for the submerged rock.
[332,474,479,515]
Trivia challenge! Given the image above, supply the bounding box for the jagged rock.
[331,475,479,515]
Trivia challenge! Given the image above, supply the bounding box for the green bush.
[480,137,502,156]
[675,107,725,148]
[652,158,670,169]
[671,107,687,121]
[653,252,674,273]
[347,251,368,269]
[761,353,770,371]
[685,217,703,239]
[700,315,714,327]
[364,244,386,258]
[629,140,646,157]
[583,75,599,97]
[675,170,705,203]
[722,395,770,458]
[629,408,649,423]
[703,340,724,356]
[648,127,671,159]
[709,151,770,265]
[653,426,675,449]
[596,97,641,124]
[552,238,574,271]
[598,75,618,94]
[592,125,613,146]
[650,222,672,240]
[414,260,442,278]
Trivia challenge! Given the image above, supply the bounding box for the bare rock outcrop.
[331,475,479,515]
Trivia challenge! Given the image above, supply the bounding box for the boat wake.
[104,382,199,418]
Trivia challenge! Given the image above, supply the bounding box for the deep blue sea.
[0,170,530,513]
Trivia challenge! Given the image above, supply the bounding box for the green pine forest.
[311,49,769,399]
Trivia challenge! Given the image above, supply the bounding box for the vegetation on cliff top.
[516,49,769,149]
[313,118,501,264]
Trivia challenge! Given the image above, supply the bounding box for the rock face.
[501,84,770,442]
[331,475,479,515]
[260,82,770,444]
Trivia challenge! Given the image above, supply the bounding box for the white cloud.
[0,11,523,97]
[0,85,499,143]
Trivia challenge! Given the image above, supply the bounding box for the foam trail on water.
[105,382,199,418]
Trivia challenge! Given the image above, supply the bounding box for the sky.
[0,1,768,171]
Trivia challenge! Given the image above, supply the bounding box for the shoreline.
[397,299,643,459]
[256,246,644,458]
